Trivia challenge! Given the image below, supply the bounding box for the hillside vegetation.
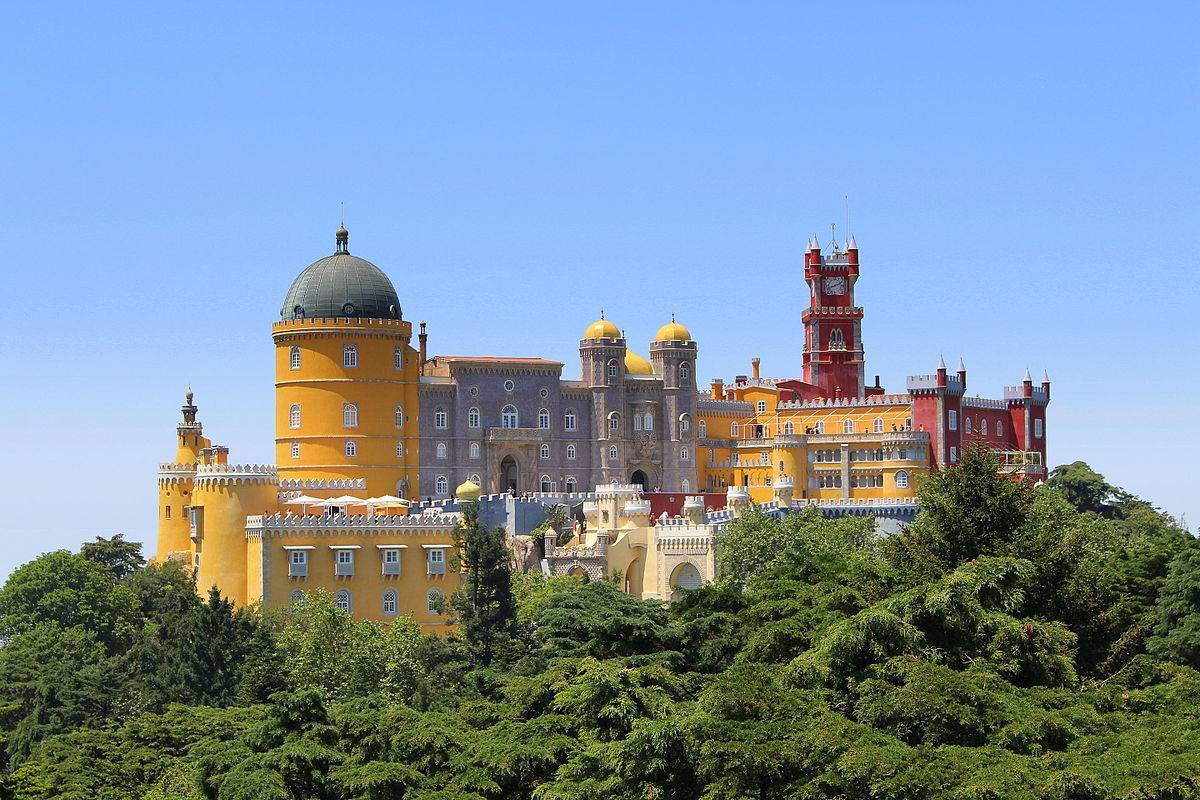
[2,449,1200,799]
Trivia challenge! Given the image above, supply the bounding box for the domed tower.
[273,226,421,499]
[580,312,629,486]
[650,316,699,492]
[155,389,210,562]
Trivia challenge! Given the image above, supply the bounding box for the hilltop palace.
[156,225,1049,625]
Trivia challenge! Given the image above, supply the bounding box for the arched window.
[680,447,689,461]
[435,475,448,495]
[335,589,351,613]
[468,407,480,428]
[679,362,690,381]
[289,346,301,370]
[679,413,691,434]
[427,588,445,614]
[783,421,794,435]
[698,420,707,437]
[469,442,480,459]
[681,479,690,492]
[566,444,576,460]
[436,442,447,459]
[540,443,551,460]
[345,441,357,457]
[607,359,619,379]
[895,470,909,489]
[395,405,405,428]
[565,476,577,492]
[540,475,552,492]
[538,409,551,429]
[873,418,884,433]
[643,412,653,432]
[996,420,1004,436]
[608,412,620,433]
[290,442,300,459]
[964,417,973,435]
[434,408,448,429]
[608,445,618,461]
[468,473,481,485]
[396,479,409,498]
[395,441,404,458]
[981,419,989,435]
[814,421,825,434]
[343,344,358,368]
[289,404,301,429]
[843,419,855,434]
[634,414,643,432]
[343,403,358,428]
[501,405,518,428]
[564,410,576,431]
[394,347,404,369]
[289,589,304,605]
[382,589,398,616]
[829,329,845,349]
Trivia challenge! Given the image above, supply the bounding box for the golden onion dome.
[455,479,481,502]
[654,318,692,342]
[624,351,655,376]
[583,317,621,340]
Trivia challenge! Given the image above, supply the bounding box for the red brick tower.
[801,233,864,399]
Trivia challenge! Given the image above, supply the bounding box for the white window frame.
[783,421,794,435]
[427,587,444,613]
[289,404,301,429]
[679,362,690,381]
[469,441,481,459]
[290,442,300,459]
[567,443,577,460]
[681,447,690,461]
[345,441,357,458]
[873,418,884,433]
[564,410,577,431]
[540,443,551,460]
[565,476,577,492]
[501,405,518,428]
[948,410,958,431]
[949,446,958,463]
[288,549,309,577]
[343,403,358,428]
[468,407,481,429]
[540,475,552,492]
[435,475,448,495]
[343,344,358,368]
[395,441,404,458]
[1034,418,1043,439]
[395,405,405,428]
[335,589,351,613]
[434,408,448,429]
[698,420,707,437]
[608,445,618,461]
[896,470,909,489]
[643,412,653,432]
[335,548,355,576]
[607,359,619,379]
[436,442,447,459]
[394,347,404,370]
[843,419,855,434]
[427,548,446,575]
[382,588,398,615]
[757,400,767,413]
[381,548,402,575]
[538,409,551,430]
[289,346,301,370]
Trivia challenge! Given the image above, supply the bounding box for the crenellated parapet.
[194,464,278,487]
[278,477,367,492]
[245,511,459,539]
[776,393,911,410]
[158,462,197,484]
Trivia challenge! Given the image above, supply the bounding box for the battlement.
[278,477,367,491]
[906,374,963,393]
[623,499,652,515]
[801,305,864,320]
[246,511,459,533]
[775,393,912,410]
[962,396,1009,410]
[272,316,412,334]
[1004,385,1048,403]
[194,464,278,486]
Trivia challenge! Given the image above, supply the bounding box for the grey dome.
[281,233,401,321]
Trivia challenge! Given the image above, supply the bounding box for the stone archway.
[630,469,648,491]
[623,556,644,597]
[500,455,520,493]
[669,562,703,600]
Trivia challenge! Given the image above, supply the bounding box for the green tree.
[450,500,518,667]
[1148,542,1200,668]
[1048,461,1148,519]
[79,533,145,580]
[535,581,674,665]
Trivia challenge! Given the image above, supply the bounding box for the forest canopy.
[3,448,1200,799]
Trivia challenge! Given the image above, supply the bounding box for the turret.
[957,358,967,392]
[773,476,794,507]
[190,464,279,605]
[650,315,699,492]
[682,494,706,524]
[1023,367,1033,399]
[937,355,948,388]
[1041,370,1051,401]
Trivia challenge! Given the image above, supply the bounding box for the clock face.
[823,276,847,295]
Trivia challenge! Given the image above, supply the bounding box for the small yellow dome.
[625,351,654,376]
[583,317,621,340]
[455,479,481,502]
[654,319,692,342]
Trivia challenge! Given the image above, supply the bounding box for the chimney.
[418,322,428,373]
[751,358,761,381]
[874,375,881,389]
[710,378,724,400]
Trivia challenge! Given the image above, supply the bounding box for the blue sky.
[1,2,1197,578]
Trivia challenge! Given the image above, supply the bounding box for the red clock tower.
[801,234,865,399]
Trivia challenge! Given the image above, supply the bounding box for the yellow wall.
[260,532,461,631]
[156,477,195,560]
[273,317,421,499]
[191,476,279,606]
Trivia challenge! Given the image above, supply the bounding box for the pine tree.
[450,500,517,667]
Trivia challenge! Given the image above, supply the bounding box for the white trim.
[421,544,451,549]
[281,545,317,550]
[374,544,410,549]
[328,545,363,550]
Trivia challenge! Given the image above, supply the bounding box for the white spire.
[1042,369,1050,383]
[1024,367,1032,382]
[938,354,947,370]
[810,235,820,252]
[957,357,966,372]
[847,233,858,250]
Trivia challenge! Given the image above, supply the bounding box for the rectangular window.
[382,548,401,575]
[948,410,958,431]
[288,550,308,577]
[427,548,446,575]
[164,505,171,520]
[291,442,300,459]
[949,446,958,463]
[394,347,403,369]
[564,412,576,431]
[757,400,767,413]
[1034,418,1043,438]
[335,549,354,577]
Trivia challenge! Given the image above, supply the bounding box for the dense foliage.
[4,448,1200,799]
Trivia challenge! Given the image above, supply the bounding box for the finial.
[185,386,194,405]
[671,312,676,323]
[335,210,349,253]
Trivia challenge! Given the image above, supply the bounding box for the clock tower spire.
[801,233,865,398]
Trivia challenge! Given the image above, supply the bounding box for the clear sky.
[1,2,1197,579]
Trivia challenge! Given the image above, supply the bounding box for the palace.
[156,224,1049,621]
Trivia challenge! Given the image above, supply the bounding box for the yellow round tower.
[190,463,279,605]
[273,226,422,499]
[155,389,210,562]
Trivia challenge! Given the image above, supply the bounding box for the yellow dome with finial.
[624,351,654,375]
[583,310,621,340]
[455,479,481,502]
[654,314,692,342]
